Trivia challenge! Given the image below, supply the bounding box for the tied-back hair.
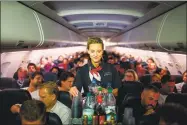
[20,100,46,123]
[87,37,104,50]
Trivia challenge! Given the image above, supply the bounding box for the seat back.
[170,75,183,83]
[0,89,32,125]
[0,77,19,89]
[139,75,151,86]
[57,91,72,109]
[14,112,63,125]
[117,81,143,107]
[47,112,63,125]
[165,93,187,108]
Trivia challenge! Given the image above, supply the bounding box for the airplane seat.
[43,72,58,82]
[117,93,140,122]
[170,75,183,84]
[57,91,72,109]
[19,79,30,88]
[165,93,187,108]
[14,112,63,125]
[0,89,32,125]
[46,112,63,125]
[0,77,20,89]
[116,81,144,116]
[139,74,152,86]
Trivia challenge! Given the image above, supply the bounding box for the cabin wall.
[110,47,186,75]
[1,46,86,77]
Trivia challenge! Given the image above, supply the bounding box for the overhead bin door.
[158,3,187,51]
[1,2,41,49]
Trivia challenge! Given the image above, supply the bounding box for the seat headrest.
[46,112,63,125]
[43,72,57,82]
[165,93,187,108]
[57,91,72,109]
[0,89,32,125]
[0,77,17,89]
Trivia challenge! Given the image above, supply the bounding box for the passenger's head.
[30,72,43,88]
[58,55,64,62]
[152,73,161,83]
[50,67,59,75]
[17,67,27,80]
[27,63,37,74]
[147,58,157,70]
[182,70,187,83]
[39,82,59,109]
[161,75,175,94]
[87,37,104,64]
[141,85,160,110]
[63,58,69,64]
[59,72,75,91]
[20,100,46,125]
[157,103,187,125]
[160,68,170,77]
[123,69,138,82]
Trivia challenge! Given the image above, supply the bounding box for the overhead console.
[1,2,86,52]
[109,3,186,53]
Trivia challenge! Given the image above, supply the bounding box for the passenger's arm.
[10,104,21,113]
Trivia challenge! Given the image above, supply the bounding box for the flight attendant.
[69,37,121,97]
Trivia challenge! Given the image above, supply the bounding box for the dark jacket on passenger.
[73,61,121,93]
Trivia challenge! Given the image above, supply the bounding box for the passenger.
[159,68,171,78]
[22,72,43,100]
[69,37,121,97]
[53,55,64,66]
[19,100,46,125]
[181,83,187,93]
[121,85,160,125]
[151,73,161,83]
[58,71,75,92]
[27,63,37,76]
[135,62,149,77]
[175,70,187,93]
[122,69,139,82]
[39,82,71,124]
[157,103,187,125]
[14,67,28,87]
[58,58,70,71]
[146,58,160,75]
[158,75,176,105]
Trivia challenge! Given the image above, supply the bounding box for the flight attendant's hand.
[112,88,118,96]
[69,86,79,97]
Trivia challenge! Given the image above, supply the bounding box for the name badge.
[104,72,112,76]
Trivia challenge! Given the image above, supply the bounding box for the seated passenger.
[151,73,161,83]
[58,71,75,92]
[157,103,187,125]
[22,72,43,100]
[39,81,71,124]
[19,100,46,125]
[120,85,160,125]
[175,70,187,93]
[27,63,37,77]
[122,69,139,82]
[158,75,176,105]
[14,67,28,88]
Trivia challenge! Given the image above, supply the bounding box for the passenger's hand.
[69,86,79,97]
[10,104,21,114]
[144,108,155,115]
[112,88,118,96]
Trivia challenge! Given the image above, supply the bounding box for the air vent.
[93,22,107,27]
[16,40,24,47]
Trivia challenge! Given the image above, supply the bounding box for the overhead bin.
[110,3,186,52]
[1,2,41,49]
[158,3,186,51]
[36,12,86,47]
